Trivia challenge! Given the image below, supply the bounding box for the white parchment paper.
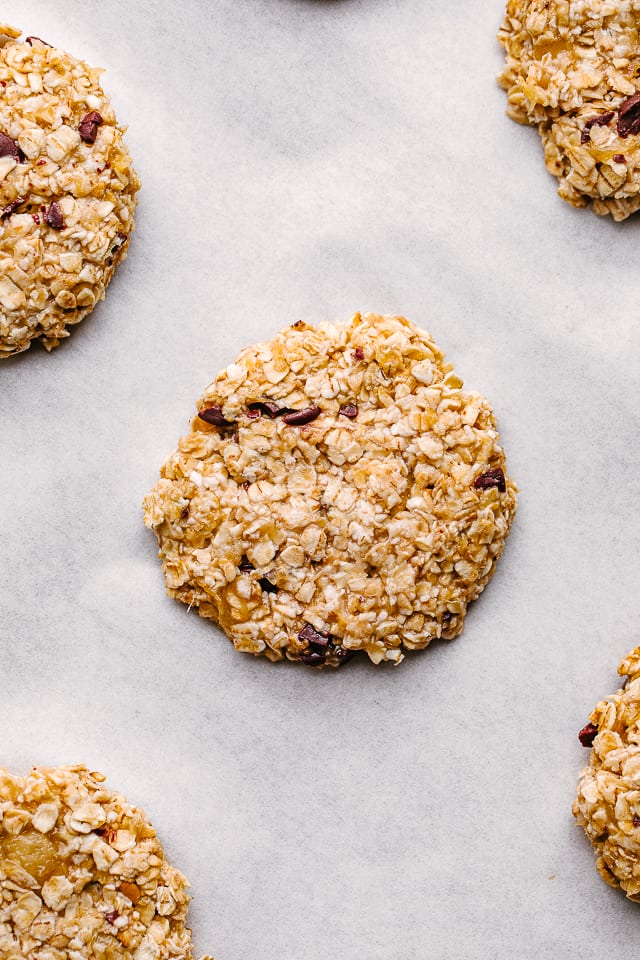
[2,1,640,957]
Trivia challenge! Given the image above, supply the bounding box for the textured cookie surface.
[143,313,516,667]
[0,25,139,357]
[498,1,640,219]
[574,647,640,900]
[0,766,212,959]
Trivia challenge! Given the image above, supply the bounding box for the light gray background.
[1,1,639,957]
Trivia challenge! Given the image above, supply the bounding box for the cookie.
[498,1,640,220]
[0,25,140,357]
[574,646,640,900]
[0,765,212,959]
[143,313,516,667]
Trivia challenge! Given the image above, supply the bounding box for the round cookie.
[0,765,212,959]
[143,313,516,667]
[498,1,640,219]
[574,647,640,901]
[0,25,140,357]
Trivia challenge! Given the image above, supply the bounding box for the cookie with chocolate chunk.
[0,26,139,357]
[143,313,516,667]
[498,1,640,219]
[0,765,213,960]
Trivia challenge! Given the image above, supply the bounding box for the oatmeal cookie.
[498,1,640,219]
[143,313,516,668]
[574,646,640,900]
[0,25,140,357]
[0,765,213,959]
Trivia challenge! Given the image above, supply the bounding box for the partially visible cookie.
[0,765,213,959]
[574,647,640,900]
[0,26,140,357]
[143,312,516,667]
[498,1,640,219]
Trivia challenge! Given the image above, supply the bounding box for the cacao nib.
[109,232,128,256]
[238,555,254,572]
[197,405,233,427]
[298,622,330,651]
[613,154,626,163]
[300,651,327,666]
[1,195,25,219]
[44,201,65,230]
[333,646,356,664]
[353,347,364,361]
[248,401,292,418]
[25,36,52,46]
[95,826,116,842]
[580,111,615,144]
[473,467,506,492]
[339,403,358,419]
[282,405,321,426]
[258,578,278,594]
[104,911,119,925]
[78,110,103,144]
[618,93,640,138]
[578,723,598,747]
[0,132,22,160]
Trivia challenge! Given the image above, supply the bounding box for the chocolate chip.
[578,723,598,747]
[473,467,506,492]
[353,347,364,361]
[618,93,640,138]
[442,611,453,623]
[78,111,103,144]
[282,405,321,426]
[44,201,65,230]
[104,911,119,925]
[300,651,327,666]
[298,622,330,652]
[1,195,25,219]
[248,401,292,418]
[613,153,627,163]
[25,36,52,47]
[339,403,358,419]
[634,816,640,828]
[197,405,233,427]
[0,132,22,161]
[238,555,254,572]
[258,578,278,594]
[580,111,615,144]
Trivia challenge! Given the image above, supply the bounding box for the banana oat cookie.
[143,313,516,668]
[498,1,640,219]
[0,25,140,357]
[574,646,640,900]
[0,765,213,960]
